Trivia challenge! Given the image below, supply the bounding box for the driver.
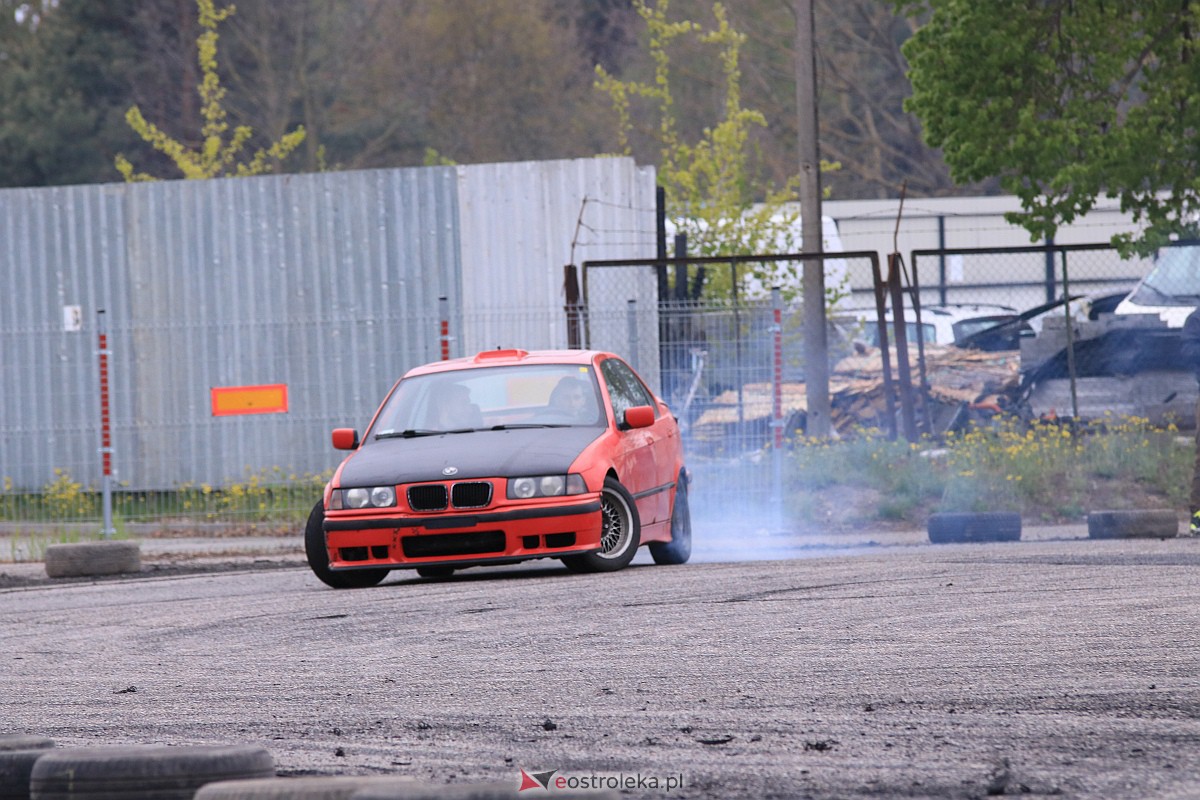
[549,377,592,421]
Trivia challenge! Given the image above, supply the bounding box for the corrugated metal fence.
[1,159,657,510]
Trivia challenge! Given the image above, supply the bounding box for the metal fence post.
[1060,251,1079,420]
[97,310,114,539]
[771,287,784,528]
[626,299,639,369]
[937,215,948,305]
[564,264,583,349]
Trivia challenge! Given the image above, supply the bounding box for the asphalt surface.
[2,525,1199,798]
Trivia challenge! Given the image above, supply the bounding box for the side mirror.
[331,428,359,450]
[622,405,655,430]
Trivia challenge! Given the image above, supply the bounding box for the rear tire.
[304,501,389,589]
[562,476,640,573]
[650,473,692,565]
[415,566,456,579]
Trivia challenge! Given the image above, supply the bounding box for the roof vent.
[473,348,528,362]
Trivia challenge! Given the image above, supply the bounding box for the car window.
[912,322,937,344]
[370,364,604,438]
[857,319,936,346]
[599,358,655,420]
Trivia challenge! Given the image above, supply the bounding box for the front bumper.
[322,497,603,570]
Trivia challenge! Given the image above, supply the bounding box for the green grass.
[785,415,1191,529]
[2,416,1191,535]
[0,468,330,528]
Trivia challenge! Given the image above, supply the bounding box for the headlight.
[510,477,537,499]
[507,473,587,499]
[335,486,397,509]
[370,486,397,507]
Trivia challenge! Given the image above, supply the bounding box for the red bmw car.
[305,348,691,588]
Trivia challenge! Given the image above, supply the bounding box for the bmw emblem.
[442,466,459,476]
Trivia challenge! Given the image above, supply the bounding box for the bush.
[785,416,1190,529]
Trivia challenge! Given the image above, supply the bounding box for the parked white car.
[1113,244,1200,327]
[850,303,1019,347]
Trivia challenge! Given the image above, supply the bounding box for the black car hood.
[338,427,604,486]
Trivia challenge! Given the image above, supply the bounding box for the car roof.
[403,349,612,378]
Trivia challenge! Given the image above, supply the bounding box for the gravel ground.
[2,527,1199,798]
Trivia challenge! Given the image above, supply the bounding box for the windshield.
[1130,246,1200,306]
[369,363,605,440]
[953,315,1016,341]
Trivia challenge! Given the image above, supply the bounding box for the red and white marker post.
[97,310,114,538]
[439,296,451,361]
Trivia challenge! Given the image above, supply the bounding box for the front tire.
[650,472,692,565]
[562,476,640,573]
[304,501,389,589]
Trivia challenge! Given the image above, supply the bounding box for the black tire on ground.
[415,566,456,579]
[0,737,53,752]
[44,542,141,579]
[29,745,274,800]
[1087,509,1179,540]
[194,775,421,799]
[649,472,692,565]
[928,512,1022,544]
[561,476,641,573]
[304,501,389,589]
[0,748,55,800]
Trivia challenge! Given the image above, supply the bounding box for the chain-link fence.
[906,242,1150,311]
[581,251,885,530]
[1,240,1166,538]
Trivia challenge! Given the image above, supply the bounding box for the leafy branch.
[115,0,305,181]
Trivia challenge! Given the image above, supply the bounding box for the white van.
[1113,244,1200,327]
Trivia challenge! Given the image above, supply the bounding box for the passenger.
[549,377,593,422]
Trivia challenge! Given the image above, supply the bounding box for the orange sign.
[211,384,289,417]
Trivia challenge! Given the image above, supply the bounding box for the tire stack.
[0,735,56,800]
[0,734,617,799]
[22,744,273,800]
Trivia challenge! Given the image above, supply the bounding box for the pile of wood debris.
[690,344,1020,441]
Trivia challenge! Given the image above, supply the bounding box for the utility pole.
[795,0,830,438]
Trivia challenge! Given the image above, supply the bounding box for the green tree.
[896,0,1200,250]
[331,0,611,170]
[116,0,305,181]
[597,0,839,301]
[0,0,172,187]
